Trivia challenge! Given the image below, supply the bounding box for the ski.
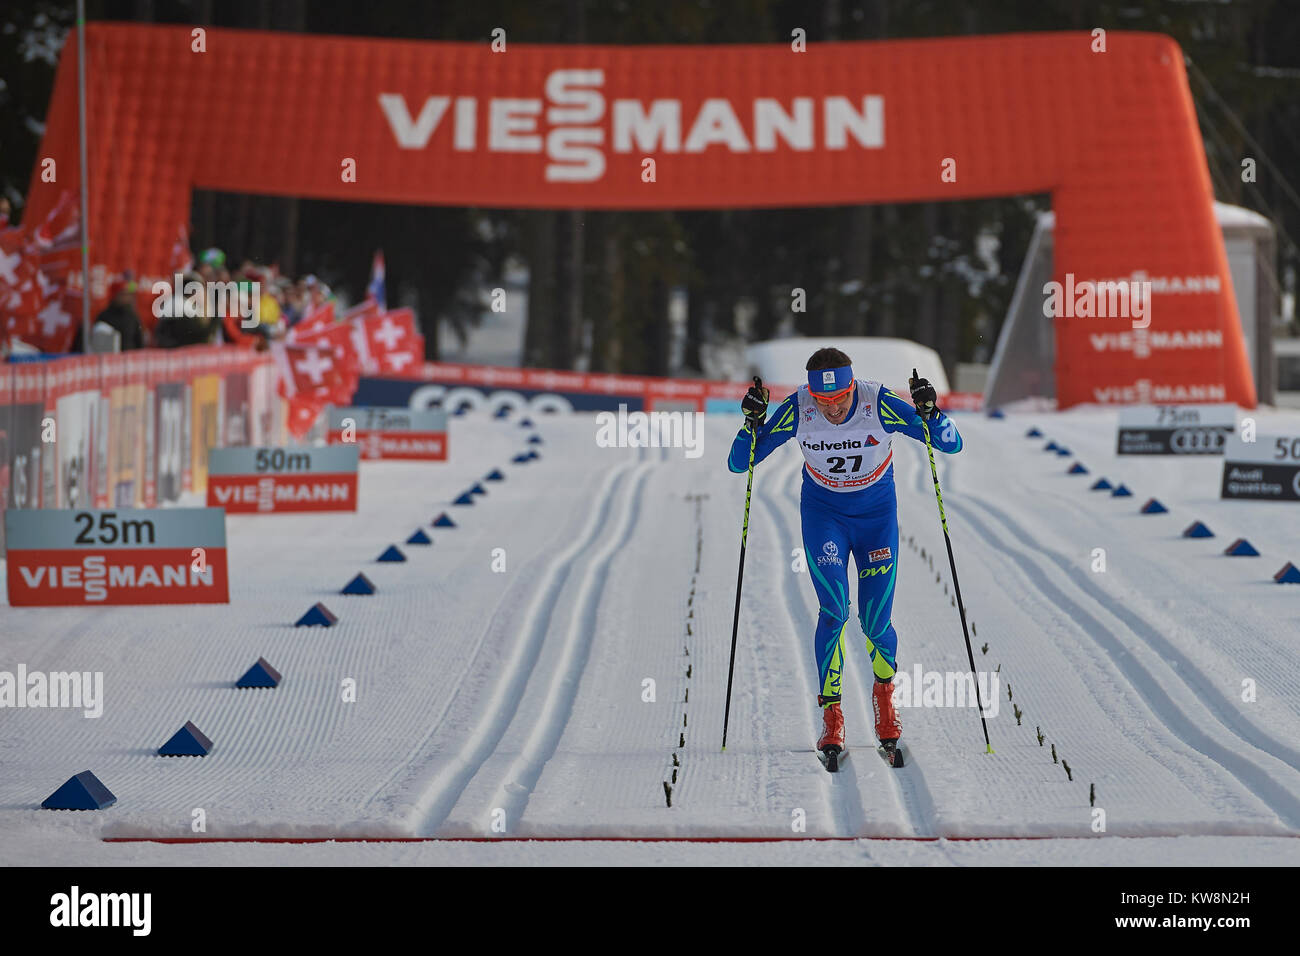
[877,741,906,768]
[817,746,847,772]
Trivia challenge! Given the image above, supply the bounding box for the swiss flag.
[35,288,80,352]
[1,286,39,343]
[273,341,355,406]
[0,227,27,285]
[32,190,80,249]
[358,308,423,375]
[284,395,325,439]
[289,319,361,408]
[379,333,424,375]
[288,300,335,341]
[342,299,380,324]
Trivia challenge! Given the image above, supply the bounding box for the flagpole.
[76,0,91,352]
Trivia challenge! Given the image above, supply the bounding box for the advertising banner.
[5,506,229,606]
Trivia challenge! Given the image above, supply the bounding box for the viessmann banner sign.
[28,26,1254,409]
[5,508,229,606]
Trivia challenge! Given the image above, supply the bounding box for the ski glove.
[909,368,939,421]
[741,379,769,427]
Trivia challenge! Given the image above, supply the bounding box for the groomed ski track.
[3,408,1300,865]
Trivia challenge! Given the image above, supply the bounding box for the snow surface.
[3,407,1300,866]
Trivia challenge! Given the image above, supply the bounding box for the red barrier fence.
[1,348,279,551]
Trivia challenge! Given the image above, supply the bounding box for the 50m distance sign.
[207,445,360,513]
[1221,433,1300,501]
[4,508,229,606]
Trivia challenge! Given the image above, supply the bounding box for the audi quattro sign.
[1116,404,1236,456]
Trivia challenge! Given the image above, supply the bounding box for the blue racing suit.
[727,384,963,700]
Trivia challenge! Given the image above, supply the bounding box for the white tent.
[746,336,949,395]
[984,201,1277,408]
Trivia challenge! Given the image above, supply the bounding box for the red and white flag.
[356,308,423,375]
[32,190,80,249]
[288,300,336,342]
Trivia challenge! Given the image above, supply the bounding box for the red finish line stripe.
[103,834,1298,844]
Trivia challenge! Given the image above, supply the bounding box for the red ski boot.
[816,694,845,770]
[872,679,905,767]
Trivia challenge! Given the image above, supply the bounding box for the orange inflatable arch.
[27,24,1255,407]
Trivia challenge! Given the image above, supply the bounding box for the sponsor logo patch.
[815,540,844,567]
[869,547,892,562]
[859,562,893,578]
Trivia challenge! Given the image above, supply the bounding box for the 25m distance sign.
[4,508,229,606]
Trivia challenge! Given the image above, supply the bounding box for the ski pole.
[912,369,994,755]
[722,376,763,751]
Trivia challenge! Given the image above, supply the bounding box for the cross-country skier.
[726,347,964,765]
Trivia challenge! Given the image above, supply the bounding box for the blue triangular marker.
[236,657,283,688]
[1026,428,1042,438]
[987,408,1005,419]
[526,450,540,460]
[406,529,432,545]
[528,435,543,445]
[295,602,338,626]
[433,513,456,528]
[341,573,377,595]
[494,405,511,419]
[377,545,406,562]
[1274,562,1300,584]
[454,492,476,504]
[511,454,530,464]
[1141,498,1167,514]
[485,469,505,481]
[470,483,487,496]
[42,771,116,810]
[1068,462,1089,474]
[1111,484,1133,497]
[1225,538,1259,557]
[1044,441,1059,452]
[519,418,534,428]
[159,721,213,757]
[1091,478,1113,491]
[1182,522,1213,539]
[1056,447,1071,456]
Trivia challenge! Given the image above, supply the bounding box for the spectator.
[72,278,144,351]
[154,272,218,347]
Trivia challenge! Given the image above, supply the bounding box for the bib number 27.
[827,456,863,473]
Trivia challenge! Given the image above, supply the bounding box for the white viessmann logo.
[379,70,885,182]
[1090,329,1224,359]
